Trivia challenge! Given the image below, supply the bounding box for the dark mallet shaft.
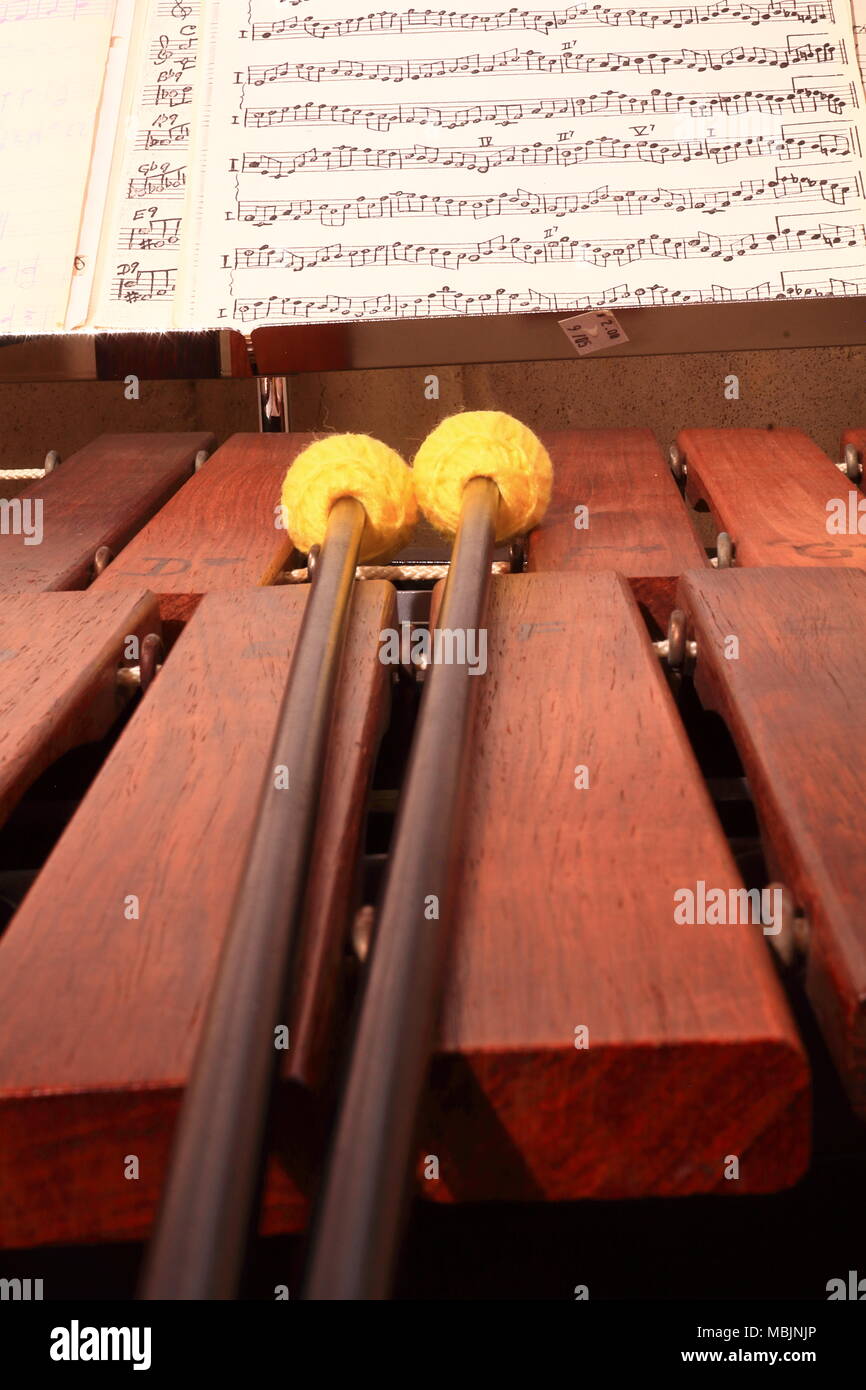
[304,475,499,1300]
[141,495,366,1300]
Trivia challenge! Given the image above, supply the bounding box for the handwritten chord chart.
[110,264,178,301]
[141,83,195,106]
[134,120,192,148]
[92,0,201,328]
[178,0,866,324]
[120,216,183,249]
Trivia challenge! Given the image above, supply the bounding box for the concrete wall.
[0,344,863,472]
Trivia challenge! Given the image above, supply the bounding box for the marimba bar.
[529,428,706,625]
[677,428,866,567]
[0,590,161,829]
[0,434,213,594]
[0,584,393,1248]
[677,567,866,1118]
[91,434,320,622]
[0,422,864,1300]
[421,570,808,1202]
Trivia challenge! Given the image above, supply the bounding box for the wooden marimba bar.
[0,425,864,1291]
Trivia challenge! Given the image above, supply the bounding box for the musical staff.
[142,83,195,107]
[135,121,191,148]
[127,163,187,197]
[0,0,113,20]
[233,175,860,227]
[244,40,840,86]
[238,131,852,179]
[121,216,183,249]
[249,1,832,42]
[230,272,866,322]
[243,84,849,134]
[229,221,865,272]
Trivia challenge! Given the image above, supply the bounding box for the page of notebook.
[180,0,866,329]
[89,0,202,327]
[67,0,137,328]
[854,0,866,79]
[0,0,117,334]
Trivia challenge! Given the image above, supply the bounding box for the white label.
[559,311,629,356]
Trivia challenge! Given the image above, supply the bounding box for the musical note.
[249,1,832,42]
[229,222,865,272]
[242,84,847,133]
[233,175,859,228]
[244,41,839,86]
[237,131,851,178]
[230,271,866,322]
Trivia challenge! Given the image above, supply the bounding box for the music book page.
[89,0,203,327]
[180,0,866,327]
[0,0,117,334]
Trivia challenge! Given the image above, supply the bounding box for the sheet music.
[90,0,202,326]
[181,0,866,327]
[0,0,116,333]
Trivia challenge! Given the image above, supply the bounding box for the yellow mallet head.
[280,433,417,564]
[412,411,552,542]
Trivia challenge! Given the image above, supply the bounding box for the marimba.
[0,424,864,1297]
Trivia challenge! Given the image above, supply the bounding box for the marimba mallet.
[140,434,417,1300]
[304,411,552,1300]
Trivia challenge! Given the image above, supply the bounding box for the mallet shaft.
[141,495,366,1300]
[304,476,499,1300]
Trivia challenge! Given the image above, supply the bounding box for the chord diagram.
[136,123,191,149]
[121,217,183,251]
[110,265,177,302]
[142,83,194,108]
[126,163,187,197]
